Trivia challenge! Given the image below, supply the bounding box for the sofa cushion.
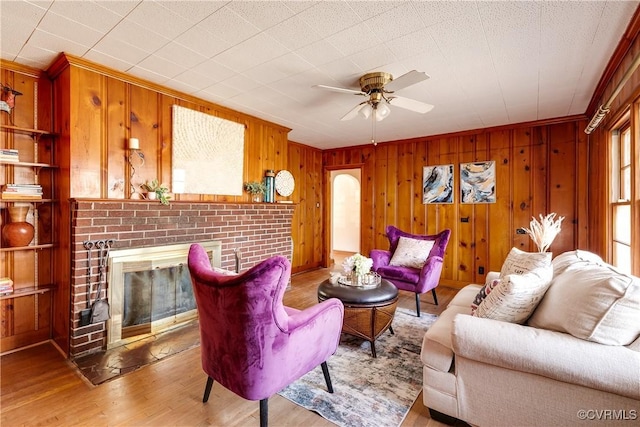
[551,249,603,276]
[529,255,640,345]
[449,284,482,308]
[389,236,435,269]
[470,278,500,314]
[422,304,473,372]
[500,247,552,277]
[472,266,553,324]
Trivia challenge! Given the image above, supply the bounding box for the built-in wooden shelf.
[0,198,55,203]
[0,161,57,168]
[0,125,55,136]
[0,285,54,300]
[0,243,55,252]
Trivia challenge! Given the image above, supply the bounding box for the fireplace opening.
[107,241,221,348]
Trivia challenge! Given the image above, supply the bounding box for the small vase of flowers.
[244,181,266,202]
[342,253,374,285]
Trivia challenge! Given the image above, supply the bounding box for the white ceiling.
[1,1,637,149]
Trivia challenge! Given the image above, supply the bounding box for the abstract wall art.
[422,164,454,204]
[460,161,496,203]
[171,105,245,195]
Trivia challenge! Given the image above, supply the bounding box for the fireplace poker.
[90,239,114,323]
[80,241,94,326]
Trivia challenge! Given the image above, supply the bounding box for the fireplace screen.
[122,263,195,339]
[107,241,221,348]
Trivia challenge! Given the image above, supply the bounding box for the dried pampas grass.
[522,213,565,253]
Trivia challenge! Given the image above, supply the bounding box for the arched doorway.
[330,169,361,269]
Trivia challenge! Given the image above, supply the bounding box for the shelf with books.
[0,160,57,168]
[0,124,55,137]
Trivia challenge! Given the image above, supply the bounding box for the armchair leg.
[415,293,421,317]
[203,376,214,403]
[259,398,268,427]
[320,361,334,393]
[431,288,439,306]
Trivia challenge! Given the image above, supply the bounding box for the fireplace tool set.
[80,239,116,326]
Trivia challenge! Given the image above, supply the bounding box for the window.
[611,123,631,273]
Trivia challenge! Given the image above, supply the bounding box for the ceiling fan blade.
[313,84,364,95]
[384,70,430,92]
[387,96,434,114]
[340,102,369,121]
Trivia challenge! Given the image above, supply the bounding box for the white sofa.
[420,250,640,426]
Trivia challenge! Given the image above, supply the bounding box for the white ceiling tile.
[108,19,171,53]
[326,22,383,57]
[266,15,323,51]
[243,53,314,85]
[175,25,233,59]
[412,1,478,28]
[227,1,296,30]
[83,49,134,72]
[347,44,398,74]
[38,11,105,47]
[298,1,363,38]
[28,28,89,57]
[157,0,226,23]
[48,1,124,33]
[346,1,404,21]
[191,59,236,84]
[213,33,289,73]
[170,69,218,92]
[363,2,426,42]
[127,65,170,85]
[124,0,194,39]
[154,42,207,69]
[93,0,140,17]
[136,54,188,80]
[92,37,149,65]
[296,40,345,68]
[199,5,261,46]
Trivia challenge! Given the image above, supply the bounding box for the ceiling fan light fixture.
[358,103,372,119]
[375,102,391,121]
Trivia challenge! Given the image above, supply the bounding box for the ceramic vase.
[2,205,35,247]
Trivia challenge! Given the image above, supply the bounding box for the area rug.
[278,307,438,427]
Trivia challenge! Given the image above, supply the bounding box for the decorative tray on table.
[337,272,381,288]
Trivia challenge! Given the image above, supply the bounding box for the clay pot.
[2,205,34,247]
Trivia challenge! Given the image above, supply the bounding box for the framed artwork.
[171,105,245,195]
[460,161,496,203]
[423,164,454,204]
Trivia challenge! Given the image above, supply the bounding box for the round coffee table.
[317,277,398,357]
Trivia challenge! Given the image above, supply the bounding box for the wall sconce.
[127,138,145,198]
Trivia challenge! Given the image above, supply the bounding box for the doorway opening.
[330,169,361,271]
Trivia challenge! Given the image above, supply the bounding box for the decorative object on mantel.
[140,179,170,205]
[0,83,22,124]
[2,203,34,247]
[264,169,275,202]
[521,213,565,252]
[244,181,266,202]
[127,138,145,199]
[275,169,295,197]
[342,253,376,287]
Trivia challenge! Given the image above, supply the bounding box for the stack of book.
[0,148,19,162]
[1,184,43,200]
[0,278,14,296]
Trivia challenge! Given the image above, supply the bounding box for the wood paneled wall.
[321,120,589,288]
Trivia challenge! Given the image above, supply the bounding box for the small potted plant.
[244,181,266,202]
[140,179,171,205]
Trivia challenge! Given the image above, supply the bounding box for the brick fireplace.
[69,199,295,358]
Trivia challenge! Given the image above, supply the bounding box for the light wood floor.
[1,264,458,427]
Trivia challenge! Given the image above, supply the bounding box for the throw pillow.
[389,236,435,269]
[528,260,640,345]
[470,278,500,314]
[472,266,553,324]
[500,247,552,277]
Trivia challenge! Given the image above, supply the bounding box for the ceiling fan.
[314,70,434,122]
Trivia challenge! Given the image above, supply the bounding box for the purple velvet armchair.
[187,243,344,427]
[370,226,451,317]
